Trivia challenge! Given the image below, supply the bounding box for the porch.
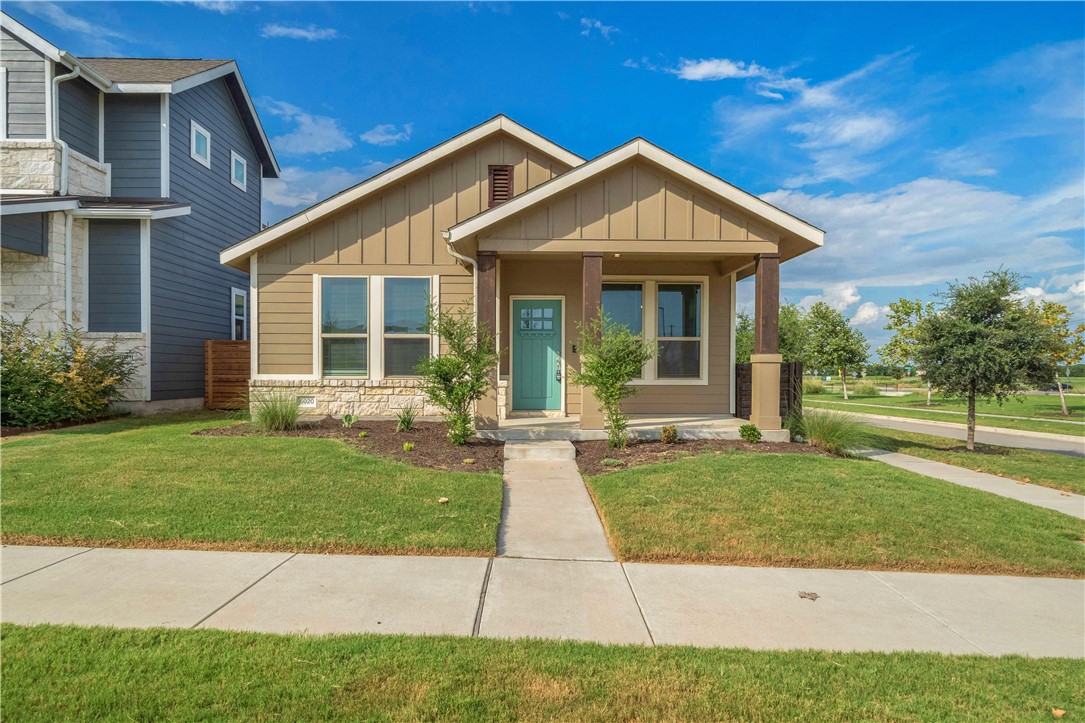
[478,413,790,442]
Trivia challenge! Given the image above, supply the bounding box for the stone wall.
[0,141,61,191]
[83,331,150,402]
[249,378,445,418]
[67,149,110,196]
[0,214,85,331]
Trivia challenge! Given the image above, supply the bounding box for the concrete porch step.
[503,441,576,461]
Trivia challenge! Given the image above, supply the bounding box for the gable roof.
[446,138,824,261]
[220,115,585,269]
[81,58,231,84]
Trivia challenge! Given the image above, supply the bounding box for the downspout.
[51,66,81,195]
[64,211,73,325]
[441,231,478,317]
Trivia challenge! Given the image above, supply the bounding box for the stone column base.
[749,353,783,430]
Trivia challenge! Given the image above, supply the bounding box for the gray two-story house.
[0,11,278,410]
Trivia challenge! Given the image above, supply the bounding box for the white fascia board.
[0,199,81,215]
[109,83,173,94]
[447,139,825,248]
[222,117,562,267]
[70,205,192,220]
[0,15,112,90]
[497,116,584,168]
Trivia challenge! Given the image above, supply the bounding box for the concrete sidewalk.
[864,449,1085,520]
[2,545,1082,658]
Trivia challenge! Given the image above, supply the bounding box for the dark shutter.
[488,164,514,207]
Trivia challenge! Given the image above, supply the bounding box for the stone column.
[750,252,782,430]
[580,252,605,430]
[475,251,499,429]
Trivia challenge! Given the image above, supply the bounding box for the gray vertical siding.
[103,94,161,197]
[58,74,99,159]
[150,76,259,399]
[88,219,142,333]
[0,212,48,255]
[1,27,48,138]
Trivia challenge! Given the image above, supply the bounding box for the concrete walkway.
[498,441,614,561]
[2,545,1081,657]
[863,449,1085,520]
[825,409,1085,457]
[808,399,1085,426]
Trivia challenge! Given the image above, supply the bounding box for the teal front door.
[512,299,563,411]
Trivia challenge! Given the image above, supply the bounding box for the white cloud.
[260,23,339,41]
[178,0,244,13]
[580,17,618,40]
[261,100,353,155]
[14,2,125,53]
[851,301,889,326]
[1018,274,1085,309]
[929,146,998,178]
[263,162,397,221]
[799,284,862,312]
[557,11,569,20]
[359,123,413,146]
[670,58,770,81]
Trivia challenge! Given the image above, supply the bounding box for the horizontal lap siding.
[87,219,141,332]
[58,76,99,159]
[151,77,260,399]
[1,28,47,138]
[0,212,47,255]
[103,94,161,197]
[256,133,571,374]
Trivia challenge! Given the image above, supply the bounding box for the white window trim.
[603,275,710,386]
[381,275,438,379]
[231,286,248,341]
[508,295,567,414]
[315,274,370,380]
[230,150,247,192]
[190,119,211,169]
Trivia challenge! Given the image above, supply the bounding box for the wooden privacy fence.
[204,340,250,410]
[735,361,803,422]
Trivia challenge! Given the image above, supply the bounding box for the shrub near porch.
[0,413,502,556]
[585,451,1085,577]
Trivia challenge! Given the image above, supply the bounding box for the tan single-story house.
[220,116,823,432]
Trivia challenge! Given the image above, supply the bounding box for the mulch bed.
[197,416,504,473]
[574,438,827,477]
[1,415,124,439]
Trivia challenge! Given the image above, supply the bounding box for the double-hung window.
[384,277,431,377]
[230,150,247,191]
[656,283,702,379]
[320,277,368,376]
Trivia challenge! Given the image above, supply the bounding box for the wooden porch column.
[580,252,604,430]
[475,251,499,429]
[750,252,782,430]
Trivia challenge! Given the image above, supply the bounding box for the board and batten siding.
[103,94,161,197]
[87,219,142,333]
[58,75,99,159]
[1,27,48,138]
[149,77,259,400]
[482,159,779,245]
[255,132,571,375]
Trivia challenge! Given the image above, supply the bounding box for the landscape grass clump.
[797,409,871,457]
[803,379,825,395]
[853,382,881,396]
[249,391,300,432]
[739,423,762,443]
[395,404,416,433]
[0,314,140,427]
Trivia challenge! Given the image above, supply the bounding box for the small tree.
[879,298,936,404]
[916,270,1058,450]
[568,313,655,449]
[415,304,500,445]
[806,302,869,399]
[1035,300,1085,417]
[735,303,808,364]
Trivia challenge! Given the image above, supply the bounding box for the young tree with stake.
[879,298,936,405]
[1034,300,1085,417]
[806,302,868,400]
[915,271,1057,451]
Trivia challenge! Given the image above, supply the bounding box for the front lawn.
[865,426,1085,496]
[3,625,1081,721]
[804,391,1085,436]
[0,413,502,556]
[586,451,1084,577]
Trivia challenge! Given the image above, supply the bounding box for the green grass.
[0,412,501,555]
[586,451,1084,577]
[865,426,1085,496]
[804,390,1085,436]
[3,625,1081,722]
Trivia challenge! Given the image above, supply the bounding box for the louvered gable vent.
[488,165,514,207]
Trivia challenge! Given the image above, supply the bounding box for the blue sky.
[10,1,1084,354]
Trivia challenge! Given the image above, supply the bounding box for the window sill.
[629,378,709,387]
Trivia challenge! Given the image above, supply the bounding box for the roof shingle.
[81,58,231,84]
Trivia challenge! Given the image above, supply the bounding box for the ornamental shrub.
[660,424,679,444]
[739,423,762,444]
[0,314,140,427]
